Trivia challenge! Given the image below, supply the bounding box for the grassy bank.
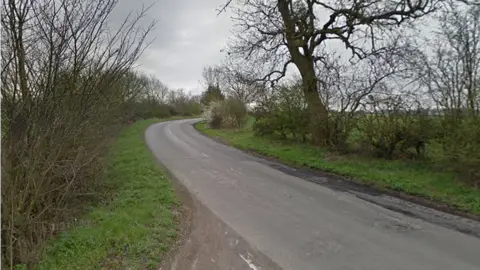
[195,121,480,215]
[37,119,180,269]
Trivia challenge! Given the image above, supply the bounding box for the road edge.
[193,121,480,238]
[146,120,282,270]
[144,122,195,270]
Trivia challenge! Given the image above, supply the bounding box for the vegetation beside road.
[196,1,479,217]
[196,120,480,215]
[1,1,201,267]
[38,119,180,269]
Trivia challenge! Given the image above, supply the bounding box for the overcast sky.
[114,0,233,94]
[112,0,440,95]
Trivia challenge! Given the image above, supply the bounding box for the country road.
[146,119,480,270]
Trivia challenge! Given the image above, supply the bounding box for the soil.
[157,160,280,270]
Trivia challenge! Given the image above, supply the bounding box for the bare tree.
[167,89,201,115]
[146,74,170,103]
[201,65,223,89]
[225,0,438,145]
[1,0,154,267]
[219,65,263,105]
[314,45,410,149]
[415,2,479,116]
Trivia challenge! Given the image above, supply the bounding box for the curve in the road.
[146,119,480,270]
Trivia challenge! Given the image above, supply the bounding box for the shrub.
[398,115,436,158]
[128,100,172,120]
[252,83,309,141]
[204,100,224,129]
[439,117,480,186]
[203,98,248,129]
[358,112,435,159]
[222,98,248,128]
[327,116,350,153]
[252,117,278,136]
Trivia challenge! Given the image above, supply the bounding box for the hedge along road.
[145,119,480,270]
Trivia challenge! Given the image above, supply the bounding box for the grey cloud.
[113,0,232,94]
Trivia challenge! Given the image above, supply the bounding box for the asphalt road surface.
[146,119,480,270]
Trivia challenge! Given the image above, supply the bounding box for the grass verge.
[195,121,480,215]
[37,119,180,269]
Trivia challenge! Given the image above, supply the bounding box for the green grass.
[196,121,480,215]
[37,119,180,269]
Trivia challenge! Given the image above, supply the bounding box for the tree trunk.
[302,72,329,146]
[276,0,329,145]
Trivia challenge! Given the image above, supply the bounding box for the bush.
[128,100,172,120]
[252,83,309,141]
[327,112,358,152]
[358,113,434,159]
[204,100,224,129]
[222,98,248,128]
[252,116,278,136]
[203,98,247,129]
[439,117,480,186]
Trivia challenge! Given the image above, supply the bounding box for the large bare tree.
[225,0,438,145]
